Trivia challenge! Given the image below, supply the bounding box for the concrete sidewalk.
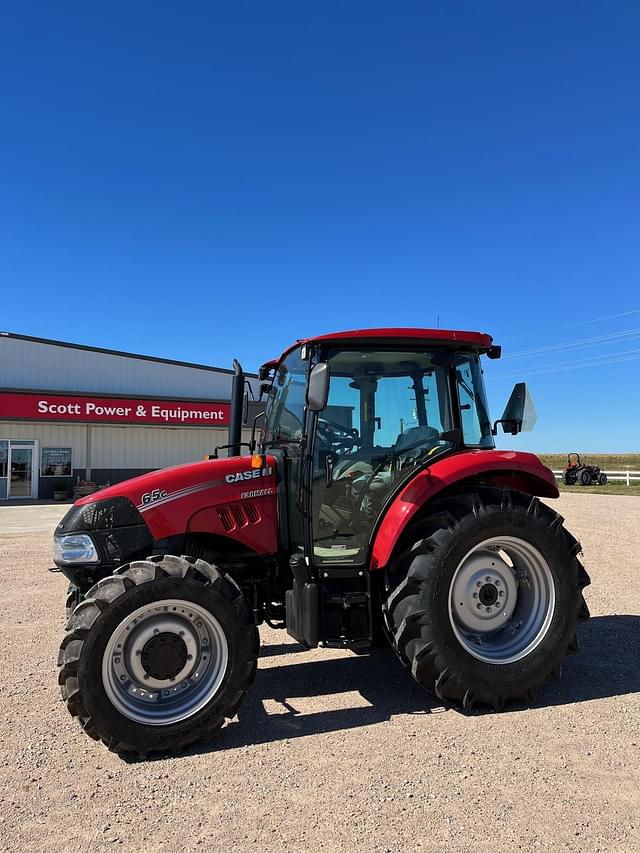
[0,503,69,534]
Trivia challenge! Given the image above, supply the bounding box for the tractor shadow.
[219,646,441,749]
[535,614,640,708]
[166,647,440,760]
[229,615,640,746]
[125,615,640,761]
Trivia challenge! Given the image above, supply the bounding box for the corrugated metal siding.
[0,422,255,472]
[0,422,87,467]
[0,336,258,398]
[89,425,230,469]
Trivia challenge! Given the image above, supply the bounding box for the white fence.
[552,470,640,486]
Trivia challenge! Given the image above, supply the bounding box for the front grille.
[56,497,144,533]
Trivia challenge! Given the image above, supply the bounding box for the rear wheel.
[579,468,592,486]
[384,489,590,710]
[58,555,258,756]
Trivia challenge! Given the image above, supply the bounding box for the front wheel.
[598,473,608,486]
[384,489,590,710]
[65,583,83,620]
[58,555,258,756]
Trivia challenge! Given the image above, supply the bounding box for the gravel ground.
[0,494,638,853]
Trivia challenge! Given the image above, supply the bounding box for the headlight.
[53,533,99,564]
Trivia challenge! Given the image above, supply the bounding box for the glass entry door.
[9,445,35,498]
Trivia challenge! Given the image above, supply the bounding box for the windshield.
[261,347,308,443]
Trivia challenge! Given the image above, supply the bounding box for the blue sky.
[1,2,639,451]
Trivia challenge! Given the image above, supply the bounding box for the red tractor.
[55,328,589,756]
[563,453,608,487]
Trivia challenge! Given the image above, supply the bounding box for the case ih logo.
[0,392,230,426]
[225,466,273,484]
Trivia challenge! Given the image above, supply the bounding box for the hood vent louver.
[217,502,262,532]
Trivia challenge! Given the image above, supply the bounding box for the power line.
[501,326,640,361]
[500,307,640,341]
[491,349,640,378]
[486,348,640,382]
[494,341,640,374]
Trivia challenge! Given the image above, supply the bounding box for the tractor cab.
[257,330,499,568]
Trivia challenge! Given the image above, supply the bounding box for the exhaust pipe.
[228,359,244,456]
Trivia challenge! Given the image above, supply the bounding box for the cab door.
[260,347,310,555]
[310,348,456,567]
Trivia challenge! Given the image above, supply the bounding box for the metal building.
[0,332,260,501]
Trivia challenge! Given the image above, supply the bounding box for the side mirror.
[307,362,330,412]
[492,382,537,435]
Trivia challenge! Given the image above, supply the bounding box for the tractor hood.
[76,455,275,510]
[55,455,279,580]
[77,455,277,539]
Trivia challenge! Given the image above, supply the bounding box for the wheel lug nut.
[476,582,482,588]
[187,654,193,660]
[144,674,149,680]
[179,631,185,637]
[476,603,482,609]
[499,590,505,597]
[495,580,500,586]
[473,592,478,599]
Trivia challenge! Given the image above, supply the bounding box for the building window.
[41,447,73,477]
[0,441,7,477]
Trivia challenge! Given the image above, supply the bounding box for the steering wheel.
[317,416,360,452]
[349,436,445,531]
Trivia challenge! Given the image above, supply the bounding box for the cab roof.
[264,327,497,369]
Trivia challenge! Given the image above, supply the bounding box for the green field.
[536,454,640,496]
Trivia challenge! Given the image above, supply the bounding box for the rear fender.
[370,450,558,570]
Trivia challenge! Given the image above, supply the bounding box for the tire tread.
[58,555,258,757]
[384,487,591,710]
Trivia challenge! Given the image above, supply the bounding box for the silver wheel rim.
[448,536,555,664]
[102,599,229,725]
